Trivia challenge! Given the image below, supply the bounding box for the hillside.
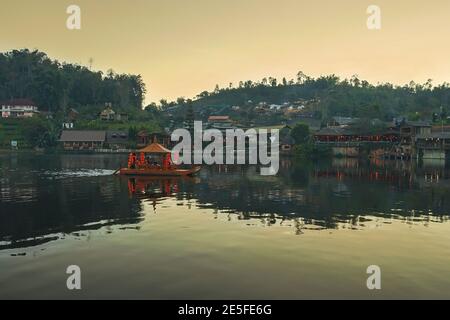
[168,75,450,126]
[0,49,146,113]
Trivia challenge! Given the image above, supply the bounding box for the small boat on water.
[117,141,201,177]
[119,166,201,176]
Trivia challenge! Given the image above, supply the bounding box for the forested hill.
[2,49,449,122]
[184,75,450,121]
[0,49,146,112]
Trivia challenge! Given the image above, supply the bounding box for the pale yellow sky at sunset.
[1,0,450,104]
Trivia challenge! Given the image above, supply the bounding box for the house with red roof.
[0,99,39,118]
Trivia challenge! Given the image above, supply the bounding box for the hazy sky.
[1,0,450,104]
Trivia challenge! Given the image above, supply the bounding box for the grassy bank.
[0,119,31,149]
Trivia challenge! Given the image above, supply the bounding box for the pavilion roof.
[139,142,171,154]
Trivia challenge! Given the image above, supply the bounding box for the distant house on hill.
[59,130,106,150]
[327,116,359,127]
[99,105,128,122]
[208,115,234,130]
[100,106,116,121]
[0,99,39,118]
[67,108,79,121]
[63,108,79,129]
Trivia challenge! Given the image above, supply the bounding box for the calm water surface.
[1,153,450,299]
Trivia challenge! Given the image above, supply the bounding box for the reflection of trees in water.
[2,154,450,249]
[0,154,141,250]
[172,162,450,231]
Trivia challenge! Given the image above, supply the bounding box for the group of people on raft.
[127,152,173,170]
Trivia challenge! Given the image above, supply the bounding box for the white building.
[1,99,39,118]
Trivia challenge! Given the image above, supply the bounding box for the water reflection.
[0,154,143,250]
[126,176,200,213]
[1,153,450,251]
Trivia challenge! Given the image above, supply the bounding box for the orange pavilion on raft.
[119,141,201,176]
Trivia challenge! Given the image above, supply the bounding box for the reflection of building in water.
[126,176,200,212]
[185,163,450,229]
[0,165,143,250]
[127,177,180,198]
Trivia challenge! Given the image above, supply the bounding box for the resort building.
[314,127,399,144]
[106,131,129,150]
[0,99,39,118]
[207,115,235,130]
[415,132,450,160]
[399,121,432,156]
[59,130,106,151]
[314,127,400,157]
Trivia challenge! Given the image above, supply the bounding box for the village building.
[0,99,39,118]
[207,115,235,130]
[399,121,432,155]
[314,127,399,143]
[67,108,79,121]
[99,106,116,121]
[314,127,400,157]
[59,130,106,151]
[99,106,129,122]
[106,131,129,149]
[327,116,359,128]
[415,132,450,160]
[136,130,171,148]
[432,125,450,132]
[63,108,79,129]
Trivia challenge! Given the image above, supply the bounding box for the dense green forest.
[165,73,450,122]
[0,49,146,112]
[2,49,449,122]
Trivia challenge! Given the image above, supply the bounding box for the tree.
[176,97,186,105]
[21,116,59,148]
[291,123,310,145]
[159,99,169,109]
[128,126,138,140]
[0,49,147,111]
[268,77,277,87]
[296,71,309,84]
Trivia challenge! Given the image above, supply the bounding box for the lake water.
[1,153,450,299]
